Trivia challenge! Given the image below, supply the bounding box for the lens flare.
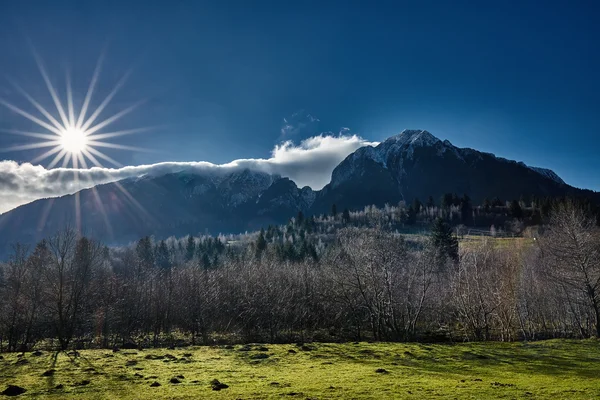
[0,48,153,169]
[60,127,88,154]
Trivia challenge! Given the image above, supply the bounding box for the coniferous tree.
[427,195,435,209]
[412,198,422,213]
[483,198,491,213]
[342,208,351,224]
[509,199,523,219]
[430,218,459,262]
[156,240,171,270]
[406,205,417,225]
[136,236,155,271]
[331,204,338,219]
[460,194,473,225]
[441,193,453,209]
[255,229,267,258]
[296,211,304,227]
[200,253,211,269]
[185,235,195,261]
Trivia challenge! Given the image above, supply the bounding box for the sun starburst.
[0,48,152,169]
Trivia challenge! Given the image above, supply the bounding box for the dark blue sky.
[0,0,598,190]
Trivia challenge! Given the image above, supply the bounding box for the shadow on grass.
[300,341,600,381]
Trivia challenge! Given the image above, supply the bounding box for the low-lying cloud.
[0,134,378,214]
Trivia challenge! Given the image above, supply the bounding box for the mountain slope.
[311,129,594,212]
[0,169,313,251]
[0,129,597,253]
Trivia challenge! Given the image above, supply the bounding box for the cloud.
[0,134,378,214]
[279,110,320,138]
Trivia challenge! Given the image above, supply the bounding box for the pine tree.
[185,235,195,261]
[509,199,523,219]
[342,208,351,224]
[296,211,304,226]
[460,194,473,225]
[430,218,459,262]
[255,229,267,258]
[331,204,338,219]
[427,195,435,209]
[136,236,155,271]
[406,205,417,225]
[441,193,453,209]
[412,198,422,213]
[483,198,491,213]
[200,253,211,269]
[156,240,171,270]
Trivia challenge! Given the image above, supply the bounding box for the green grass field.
[1,340,599,399]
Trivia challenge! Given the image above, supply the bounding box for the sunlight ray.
[8,79,65,132]
[0,99,64,136]
[61,151,72,168]
[83,99,143,136]
[66,69,76,127]
[37,197,55,232]
[90,185,113,238]
[81,149,144,228]
[73,155,82,233]
[81,151,114,238]
[77,152,88,169]
[86,126,156,141]
[81,148,101,167]
[0,141,60,152]
[76,152,89,181]
[86,140,152,152]
[48,148,68,169]
[31,145,63,164]
[80,69,132,132]
[76,51,105,129]
[86,146,123,167]
[0,129,58,141]
[112,180,155,223]
[31,48,70,128]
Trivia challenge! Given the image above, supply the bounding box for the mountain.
[310,130,596,213]
[0,169,313,251]
[0,129,597,253]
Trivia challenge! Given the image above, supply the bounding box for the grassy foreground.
[1,340,599,399]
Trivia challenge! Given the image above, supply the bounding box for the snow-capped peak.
[376,129,442,160]
[386,129,441,147]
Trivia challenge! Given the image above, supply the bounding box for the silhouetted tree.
[412,198,422,213]
[427,196,435,209]
[185,235,196,261]
[256,229,267,258]
[460,194,473,225]
[509,199,523,219]
[296,211,304,227]
[342,208,351,224]
[430,218,459,262]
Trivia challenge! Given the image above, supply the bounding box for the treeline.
[0,201,599,352]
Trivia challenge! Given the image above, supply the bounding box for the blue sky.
[0,0,598,192]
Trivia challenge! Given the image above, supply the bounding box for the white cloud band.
[0,134,377,214]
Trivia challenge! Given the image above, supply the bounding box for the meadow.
[2,339,599,399]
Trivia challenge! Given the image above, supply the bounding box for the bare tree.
[541,202,600,337]
[44,229,104,349]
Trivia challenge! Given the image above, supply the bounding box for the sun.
[60,127,88,154]
[0,48,152,170]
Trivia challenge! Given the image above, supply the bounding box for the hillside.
[0,130,597,251]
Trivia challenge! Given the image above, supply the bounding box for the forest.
[0,197,599,352]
